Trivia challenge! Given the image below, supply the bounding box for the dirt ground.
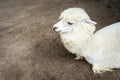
[0,0,120,80]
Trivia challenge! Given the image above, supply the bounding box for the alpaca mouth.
[54,30,61,33]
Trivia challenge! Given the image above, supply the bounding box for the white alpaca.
[53,8,120,74]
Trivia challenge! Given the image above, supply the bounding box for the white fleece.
[53,8,120,74]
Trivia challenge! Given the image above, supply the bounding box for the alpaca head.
[53,8,97,34]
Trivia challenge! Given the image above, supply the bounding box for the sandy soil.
[0,0,120,80]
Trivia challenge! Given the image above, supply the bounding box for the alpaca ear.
[82,19,97,25]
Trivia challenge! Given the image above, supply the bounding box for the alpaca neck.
[60,23,96,54]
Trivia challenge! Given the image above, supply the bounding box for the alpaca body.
[53,8,120,74]
[83,22,120,73]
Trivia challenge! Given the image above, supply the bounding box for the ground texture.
[0,0,120,80]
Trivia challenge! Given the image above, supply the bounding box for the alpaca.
[53,8,120,74]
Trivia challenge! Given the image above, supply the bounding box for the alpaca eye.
[67,22,73,25]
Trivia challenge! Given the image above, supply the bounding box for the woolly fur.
[53,8,120,74]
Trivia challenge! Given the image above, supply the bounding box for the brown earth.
[0,0,120,80]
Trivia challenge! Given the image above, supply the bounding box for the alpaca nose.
[53,27,58,31]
